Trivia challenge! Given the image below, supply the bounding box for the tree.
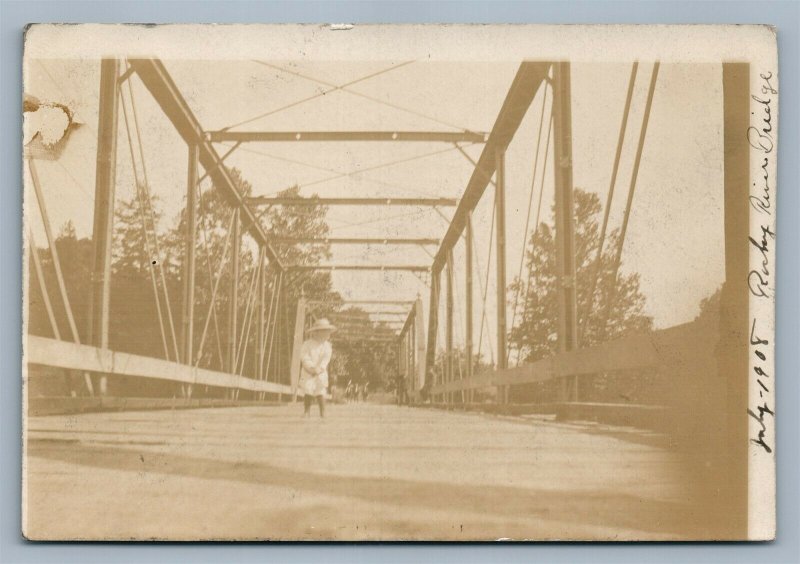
[27,220,92,343]
[328,311,399,391]
[27,221,94,397]
[260,185,339,307]
[509,189,652,364]
[26,164,356,396]
[694,286,721,323]
[108,187,182,364]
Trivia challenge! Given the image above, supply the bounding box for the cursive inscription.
[748,225,775,298]
[748,319,773,453]
[747,72,776,457]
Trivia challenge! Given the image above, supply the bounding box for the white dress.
[299,338,332,396]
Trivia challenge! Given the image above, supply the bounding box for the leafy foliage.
[509,189,653,363]
[28,165,401,395]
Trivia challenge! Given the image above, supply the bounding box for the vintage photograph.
[21,24,777,541]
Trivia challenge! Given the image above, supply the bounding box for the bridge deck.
[25,403,696,541]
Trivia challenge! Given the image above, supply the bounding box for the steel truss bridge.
[24,58,752,540]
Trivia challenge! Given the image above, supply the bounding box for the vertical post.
[398,333,407,402]
[408,327,414,399]
[290,297,307,401]
[465,211,474,400]
[446,249,454,404]
[88,58,120,350]
[285,291,295,388]
[227,208,241,388]
[87,58,120,396]
[265,271,281,386]
[552,61,579,402]
[716,62,750,538]
[415,297,426,399]
[258,258,266,384]
[181,143,198,368]
[495,148,509,404]
[276,294,283,389]
[425,268,441,396]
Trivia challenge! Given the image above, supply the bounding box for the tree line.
[27,167,397,396]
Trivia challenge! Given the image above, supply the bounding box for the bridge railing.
[25,335,297,415]
[424,317,719,432]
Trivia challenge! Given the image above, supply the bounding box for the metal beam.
[227,209,241,376]
[209,130,487,144]
[328,311,408,316]
[247,197,457,207]
[398,307,416,340]
[127,59,283,270]
[496,148,509,404]
[180,143,198,366]
[88,58,120,354]
[326,318,408,324]
[333,324,405,330]
[289,298,307,399]
[425,268,441,388]
[333,325,402,330]
[399,332,408,389]
[431,62,551,275]
[446,249,454,399]
[414,298,426,393]
[257,255,266,382]
[271,237,440,245]
[334,324,405,331]
[333,327,400,333]
[465,211,474,385]
[332,335,399,342]
[552,62,578,402]
[307,300,414,306]
[198,141,241,185]
[333,329,400,335]
[264,272,282,384]
[495,148,509,372]
[287,265,429,272]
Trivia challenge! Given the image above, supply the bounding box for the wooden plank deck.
[24,403,707,541]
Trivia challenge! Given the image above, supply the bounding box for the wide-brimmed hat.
[306,318,337,334]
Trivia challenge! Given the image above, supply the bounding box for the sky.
[24,57,725,361]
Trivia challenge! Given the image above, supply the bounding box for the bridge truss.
[25,57,751,535]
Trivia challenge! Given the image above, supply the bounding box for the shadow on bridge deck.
[24,403,723,541]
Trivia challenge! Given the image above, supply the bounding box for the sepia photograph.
[21,24,777,541]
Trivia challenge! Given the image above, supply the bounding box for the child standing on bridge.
[299,318,335,418]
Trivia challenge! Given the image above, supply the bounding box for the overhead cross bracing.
[288,265,430,272]
[306,300,414,306]
[26,49,751,540]
[208,130,487,143]
[430,62,552,276]
[331,322,405,329]
[246,197,457,207]
[127,59,284,270]
[271,237,440,246]
[321,316,408,323]
[326,312,409,318]
[31,57,673,415]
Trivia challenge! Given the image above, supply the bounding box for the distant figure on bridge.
[395,374,409,406]
[299,318,335,418]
